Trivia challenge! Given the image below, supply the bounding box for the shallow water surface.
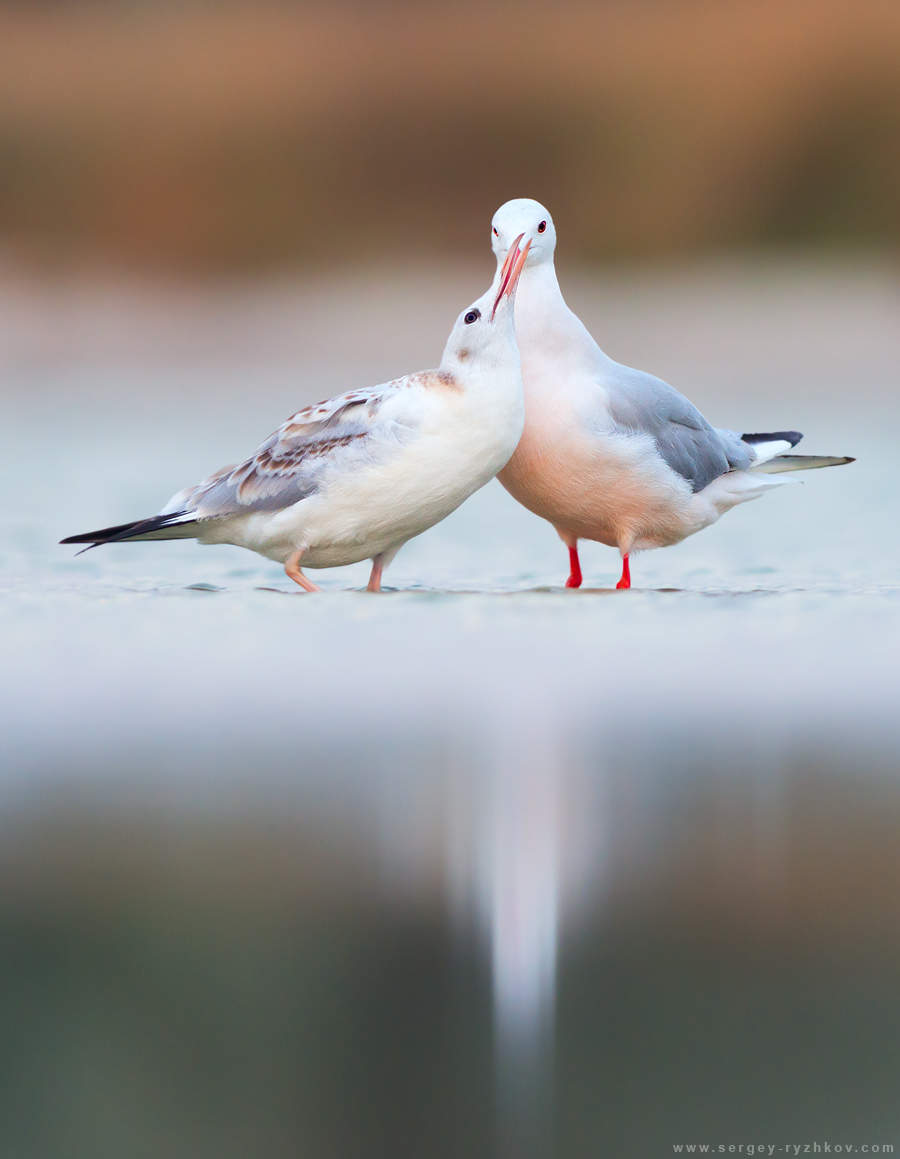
[2,261,899,1157]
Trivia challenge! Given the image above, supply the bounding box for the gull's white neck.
[493,257,613,394]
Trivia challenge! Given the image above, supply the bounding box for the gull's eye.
[492,227,499,237]
[538,220,547,233]
[464,309,480,325]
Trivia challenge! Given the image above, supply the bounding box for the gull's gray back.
[602,362,753,493]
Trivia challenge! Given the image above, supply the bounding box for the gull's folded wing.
[603,364,755,493]
[171,383,413,520]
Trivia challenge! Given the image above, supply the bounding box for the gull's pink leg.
[565,544,582,589]
[367,554,384,592]
[616,554,631,590]
[284,549,322,592]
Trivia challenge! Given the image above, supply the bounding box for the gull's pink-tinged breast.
[499,417,696,552]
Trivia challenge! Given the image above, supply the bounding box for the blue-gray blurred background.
[2,2,900,1156]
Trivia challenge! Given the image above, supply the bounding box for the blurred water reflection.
[2,260,899,1156]
[3,706,900,1156]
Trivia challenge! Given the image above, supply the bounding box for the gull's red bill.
[492,233,530,319]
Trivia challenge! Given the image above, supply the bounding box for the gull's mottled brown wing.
[165,383,412,519]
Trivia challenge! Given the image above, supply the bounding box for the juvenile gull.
[62,242,530,591]
[490,199,854,589]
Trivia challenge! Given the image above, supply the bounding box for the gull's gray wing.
[603,364,753,493]
[165,383,411,520]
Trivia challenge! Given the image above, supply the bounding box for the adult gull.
[490,199,853,589]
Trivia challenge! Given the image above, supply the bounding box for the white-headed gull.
[62,241,531,591]
[489,199,854,589]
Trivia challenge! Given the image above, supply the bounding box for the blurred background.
[2,2,900,1157]
[1,0,899,271]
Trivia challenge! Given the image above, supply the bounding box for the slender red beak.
[491,233,531,319]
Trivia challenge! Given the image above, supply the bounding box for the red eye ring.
[493,227,499,236]
[538,220,547,233]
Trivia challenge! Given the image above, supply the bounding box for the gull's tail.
[742,430,854,475]
[750,453,855,474]
[60,511,198,554]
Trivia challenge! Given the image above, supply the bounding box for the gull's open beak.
[491,233,531,320]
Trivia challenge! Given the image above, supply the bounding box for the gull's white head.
[441,234,530,371]
[491,198,556,271]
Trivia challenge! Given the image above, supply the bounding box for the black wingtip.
[59,534,99,556]
[60,518,146,546]
[742,430,803,448]
[60,512,193,548]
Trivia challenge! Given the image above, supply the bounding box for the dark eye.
[492,227,499,237]
[464,309,480,325]
[538,220,547,233]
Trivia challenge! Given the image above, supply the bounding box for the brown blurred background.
[1,0,899,273]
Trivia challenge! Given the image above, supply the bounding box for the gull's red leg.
[565,544,582,589]
[616,554,631,590]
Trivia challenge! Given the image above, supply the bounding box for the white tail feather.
[747,439,794,465]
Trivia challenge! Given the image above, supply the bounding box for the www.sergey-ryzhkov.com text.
[673,1146,894,1155]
